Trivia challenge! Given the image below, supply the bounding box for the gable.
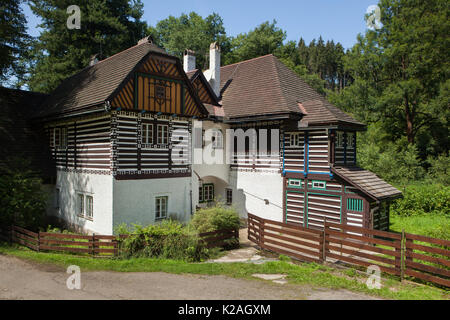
[110,54,207,117]
[191,71,219,106]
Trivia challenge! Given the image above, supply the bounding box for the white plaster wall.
[52,171,114,235]
[192,120,230,183]
[229,171,284,221]
[112,177,192,231]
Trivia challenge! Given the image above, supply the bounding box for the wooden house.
[1,37,401,234]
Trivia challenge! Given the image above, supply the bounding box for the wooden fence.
[248,213,450,288]
[0,226,239,257]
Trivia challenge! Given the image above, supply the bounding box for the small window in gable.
[312,180,326,190]
[155,85,165,99]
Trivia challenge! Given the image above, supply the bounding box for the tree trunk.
[405,97,414,144]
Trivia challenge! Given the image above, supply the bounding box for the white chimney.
[183,49,196,72]
[208,42,221,97]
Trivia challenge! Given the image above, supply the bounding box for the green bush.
[190,204,240,233]
[0,158,47,230]
[391,184,450,217]
[426,154,450,186]
[117,220,209,262]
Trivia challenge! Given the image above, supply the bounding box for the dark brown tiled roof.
[217,54,364,127]
[35,42,167,118]
[332,166,402,200]
[0,87,55,180]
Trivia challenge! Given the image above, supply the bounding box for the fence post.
[399,229,405,281]
[322,218,328,262]
[37,231,40,252]
[259,218,265,249]
[91,233,96,257]
[10,225,15,244]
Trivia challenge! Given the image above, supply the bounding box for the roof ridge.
[221,54,274,69]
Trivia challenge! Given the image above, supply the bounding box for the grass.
[390,213,450,240]
[0,242,448,300]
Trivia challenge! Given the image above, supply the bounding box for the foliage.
[117,220,209,262]
[0,158,47,230]
[426,154,450,186]
[0,0,30,86]
[190,204,240,234]
[357,123,425,184]
[390,183,450,217]
[390,213,450,241]
[27,0,147,93]
[224,20,285,65]
[149,12,229,70]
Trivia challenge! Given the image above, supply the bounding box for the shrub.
[391,184,450,217]
[190,204,240,233]
[426,154,450,186]
[118,220,209,262]
[0,158,47,230]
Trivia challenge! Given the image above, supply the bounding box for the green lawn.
[390,214,450,240]
[0,243,448,300]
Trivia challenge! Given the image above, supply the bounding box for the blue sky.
[21,0,378,49]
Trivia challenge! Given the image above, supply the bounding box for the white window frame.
[203,184,214,202]
[157,124,168,145]
[288,179,303,188]
[155,196,168,220]
[77,192,93,220]
[312,180,327,190]
[211,129,223,149]
[141,123,153,145]
[290,133,302,147]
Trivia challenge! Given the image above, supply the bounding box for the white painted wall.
[50,170,114,235]
[229,170,284,221]
[112,177,192,232]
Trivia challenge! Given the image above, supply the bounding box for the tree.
[224,20,286,65]
[27,0,147,93]
[0,0,30,87]
[148,12,229,70]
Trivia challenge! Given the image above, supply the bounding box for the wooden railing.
[0,226,239,257]
[248,213,450,288]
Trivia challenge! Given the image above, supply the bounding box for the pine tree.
[27,0,147,93]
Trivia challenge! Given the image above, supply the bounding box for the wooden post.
[37,231,40,252]
[322,218,328,261]
[399,229,405,281]
[91,233,96,257]
[259,217,265,249]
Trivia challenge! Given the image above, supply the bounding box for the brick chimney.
[183,49,196,72]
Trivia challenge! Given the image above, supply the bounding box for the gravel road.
[0,254,379,300]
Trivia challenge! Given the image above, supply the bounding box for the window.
[53,127,67,148]
[157,124,168,145]
[226,189,233,205]
[203,184,214,202]
[347,198,363,212]
[155,196,168,219]
[77,193,84,216]
[290,133,302,147]
[141,123,153,145]
[77,193,93,220]
[336,131,344,148]
[211,129,223,149]
[55,188,60,208]
[155,85,165,99]
[347,132,355,148]
[312,180,326,190]
[288,179,303,188]
[199,186,204,202]
[86,196,93,219]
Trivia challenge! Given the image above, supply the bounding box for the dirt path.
[0,254,380,300]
